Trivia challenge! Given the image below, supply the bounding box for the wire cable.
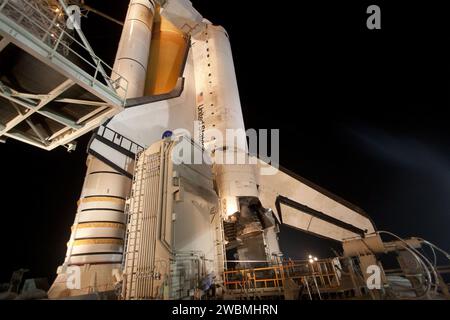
[379,231,440,298]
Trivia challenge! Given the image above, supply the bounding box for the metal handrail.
[0,0,128,102]
[97,125,145,154]
[224,259,341,291]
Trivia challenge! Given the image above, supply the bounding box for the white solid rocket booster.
[192,24,259,217]
[48,0,155,298]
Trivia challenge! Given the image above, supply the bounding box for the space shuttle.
[0,0,448,300]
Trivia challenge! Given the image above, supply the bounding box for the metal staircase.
[213,212,226,282]
[0,0,128,150]
[88,125,144,178]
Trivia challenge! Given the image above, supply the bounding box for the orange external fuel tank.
[145,8,189,95]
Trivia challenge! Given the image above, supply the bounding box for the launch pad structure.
[0,0,449,300]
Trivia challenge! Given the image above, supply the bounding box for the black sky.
[0,1,449,282]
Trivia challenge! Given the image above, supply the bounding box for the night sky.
[1,1,449,283]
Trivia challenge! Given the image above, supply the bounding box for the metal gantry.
[0,0,128,150]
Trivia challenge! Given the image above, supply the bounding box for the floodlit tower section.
[48,0,155,298]
[192,25,269,265]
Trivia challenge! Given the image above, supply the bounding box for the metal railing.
[97,125,145,155]
[0,0,128,103]
[223,259,341,293]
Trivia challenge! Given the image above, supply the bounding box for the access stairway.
[88,125,144,178]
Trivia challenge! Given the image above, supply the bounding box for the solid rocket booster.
[192,24,259,218]
[114,0,156,98]
[192,24,272,265]
[48,0,155,298]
